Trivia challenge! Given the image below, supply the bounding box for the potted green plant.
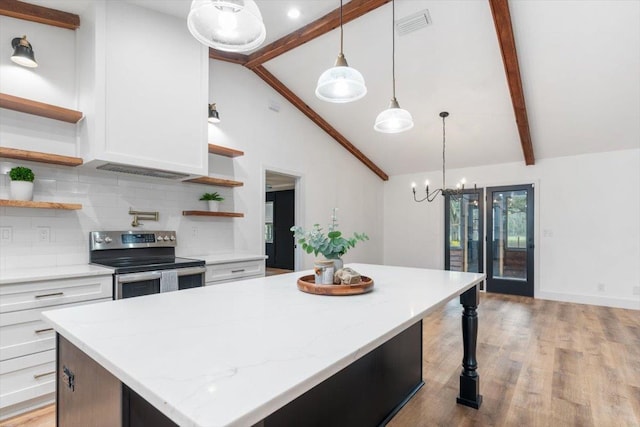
[290,208,368,270]
[9,166,35,201]
[200,192,224,212]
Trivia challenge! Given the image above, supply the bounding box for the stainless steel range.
[89,230,205,299]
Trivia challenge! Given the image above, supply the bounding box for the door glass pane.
[492,190,528,280]
[448,193,481,273]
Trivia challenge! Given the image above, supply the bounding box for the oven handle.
[116,267,206,284]
[116,271,162,284]
[177,266,206,276]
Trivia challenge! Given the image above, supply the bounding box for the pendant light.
[10,36,37,68]
[187,0,266,52]
[315,0,367,103]
[374,0,412,133]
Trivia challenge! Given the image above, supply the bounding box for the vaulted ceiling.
[17,0,640,180]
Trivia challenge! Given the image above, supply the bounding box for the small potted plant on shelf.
[290,208,369,271]
[200,192,224,212]
[9,166,35,201]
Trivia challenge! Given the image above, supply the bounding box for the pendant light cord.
[392,0,396,99]
[442,114,446,189]
[340,0,344,55]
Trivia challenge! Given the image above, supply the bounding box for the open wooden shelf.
[182,210,244,218]
[0,147,83,167]
[0,93,83,123]
[183,176,243,187]
[0,0,80,30]
[0,200,82,210]
[208,144,244,158]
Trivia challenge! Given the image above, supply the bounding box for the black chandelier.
[413,112,476,203]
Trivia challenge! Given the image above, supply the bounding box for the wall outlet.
[0,226,12,243]
[633,286,640,296]
[597,283,605,292]
[37,226,50,243]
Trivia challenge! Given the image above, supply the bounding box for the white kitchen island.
[43,264,484,427]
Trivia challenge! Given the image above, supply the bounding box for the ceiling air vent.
[395,9,432,36]
[96,163,189,180]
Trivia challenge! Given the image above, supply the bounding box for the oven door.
[115,267,206,299]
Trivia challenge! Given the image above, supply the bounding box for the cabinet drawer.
[0,299,111,362]
[205,260,265,284]
[0,276,112,314]
[0,350,56,409]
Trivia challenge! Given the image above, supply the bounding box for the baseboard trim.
[537,291,639,310]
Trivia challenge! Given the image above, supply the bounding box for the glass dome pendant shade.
[374,0,413,133]
[374,98,414,133]
[315,53,367,103]
[187,0,266,52]
[315,0,367,103]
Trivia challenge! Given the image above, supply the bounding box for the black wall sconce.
[208,103,220,123]
[11,35,38,68]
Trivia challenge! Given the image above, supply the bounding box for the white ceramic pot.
[10,181,34,201]
[331,258,344,271]
[208,200,220,212]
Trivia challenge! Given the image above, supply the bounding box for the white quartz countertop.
[188,253,267,265]
[0,264,114,285]
[43,263,484,427]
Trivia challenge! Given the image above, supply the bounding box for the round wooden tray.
[297,275,374,296]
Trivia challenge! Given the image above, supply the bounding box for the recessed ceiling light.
[287,8,300,19]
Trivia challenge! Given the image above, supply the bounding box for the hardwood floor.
[3,294,638,427]
[265,267,293,276]
[0,405,54,427]
[389,293,640,427]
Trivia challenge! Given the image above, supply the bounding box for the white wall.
[384,148,640,310]
[208,60,384,270]
[0,13,384,272]
[0,15,78,157]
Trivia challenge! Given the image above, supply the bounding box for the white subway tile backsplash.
[0,167,236,268]
[57,181,91,194]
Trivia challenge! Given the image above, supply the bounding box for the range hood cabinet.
[78,1,208,178]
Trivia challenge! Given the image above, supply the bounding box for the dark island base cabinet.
[56,323,424,427]
[56,335,177,427]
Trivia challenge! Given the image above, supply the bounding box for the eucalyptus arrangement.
[290,208,369,262]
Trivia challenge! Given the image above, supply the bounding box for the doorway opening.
[265,171,298,275]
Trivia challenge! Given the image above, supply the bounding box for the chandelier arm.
[413,188,443,203]
[427,188,442,202]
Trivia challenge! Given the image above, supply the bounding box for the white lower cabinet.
[0,274,113,420]
[205,259,265,285]
[0,350,56,410]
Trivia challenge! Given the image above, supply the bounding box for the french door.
[485,184,534,297]
[444,191,484,275]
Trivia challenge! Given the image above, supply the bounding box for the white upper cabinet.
[79,1,208,177]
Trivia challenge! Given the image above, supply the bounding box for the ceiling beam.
[208,1,390,181]
[0,0,80,30]
[208,50,249,65]
[252,65,389,181]
[243,0,391,69]
[489,0,535,165]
